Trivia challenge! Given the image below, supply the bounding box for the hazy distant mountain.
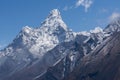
[0,9,120,80]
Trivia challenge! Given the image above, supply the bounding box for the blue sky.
[0,0,120,49]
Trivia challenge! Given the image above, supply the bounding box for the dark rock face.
[31,34,103,80]
[63,32,120,80]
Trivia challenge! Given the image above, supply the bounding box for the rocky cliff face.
[63,32,120,80]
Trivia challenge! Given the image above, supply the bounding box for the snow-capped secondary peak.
[75,27,103,37]
[77,31,91,36]
[104,17,120,34]
[90,27,103,33]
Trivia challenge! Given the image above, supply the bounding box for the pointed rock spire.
[49,9,61,18]
[40,9,68,31]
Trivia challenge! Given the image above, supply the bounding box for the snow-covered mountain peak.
[6,9,74,58]
[49,9,60,17]
[40,9,68,31]
[21,26,32,34]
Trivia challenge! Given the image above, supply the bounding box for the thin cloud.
[63,0,93,12]
[0,45,3,49]
[97,8,109,15]
[63,6,68,11]
[0,44,6,50]
[76,0,93,12]
[101,8,108,13]
[109,12,120,21]
[63,6,74,11]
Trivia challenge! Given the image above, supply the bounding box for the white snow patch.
[53,59,62,66]
[78,31,91,36]
[83,47,87,56]
[90,27,103,33]
[34,71,47,80]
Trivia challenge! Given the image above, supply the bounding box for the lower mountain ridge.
[63,32,120,80]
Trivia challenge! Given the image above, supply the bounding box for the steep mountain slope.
[64,32,120,80]
[32,33,106,80]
